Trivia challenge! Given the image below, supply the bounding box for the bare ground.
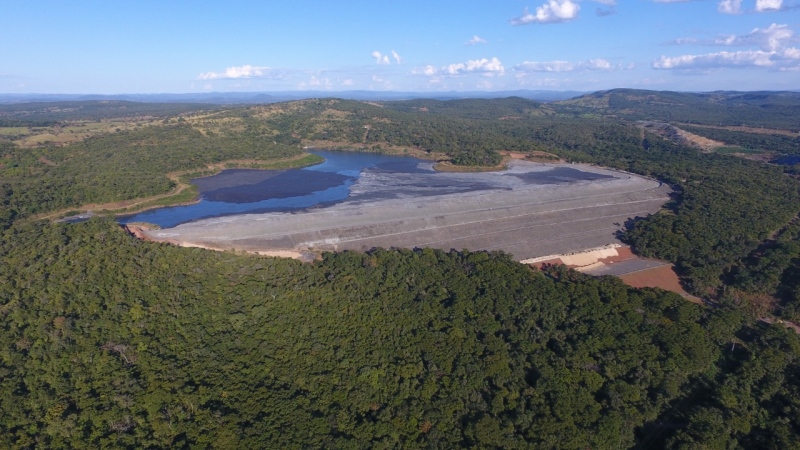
[619,265,702,303]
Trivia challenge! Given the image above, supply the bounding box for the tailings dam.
[141,154,671,261]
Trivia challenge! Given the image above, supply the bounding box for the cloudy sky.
[2,0,799,93]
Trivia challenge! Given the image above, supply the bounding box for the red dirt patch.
[602,246,634,263]
[619,265,701,303]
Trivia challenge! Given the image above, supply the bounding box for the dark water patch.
[120,182,354,229]
[120,150,428,228]
[192,169,288,191]
[774,155,800,165]
[203,171,350,203]
[507,167,614,184]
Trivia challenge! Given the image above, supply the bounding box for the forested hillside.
[555,89,800,132]
[2,92,800,447]
[2,219,796,448]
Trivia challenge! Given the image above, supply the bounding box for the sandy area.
[681,123,799,138]
[124,224,311,261]
[526,244,701,303]
[521,244,622,266]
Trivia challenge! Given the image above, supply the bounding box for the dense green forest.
[0,123,300,219]
[2,92,800,447]
[2,219,796,448]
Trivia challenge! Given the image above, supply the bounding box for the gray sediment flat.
[145,161,671,261]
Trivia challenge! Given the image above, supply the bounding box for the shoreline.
[36,153,324,223]
[123,223,314,261]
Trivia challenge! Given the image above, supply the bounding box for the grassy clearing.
[0,127,28,136]
[3,119,159,148]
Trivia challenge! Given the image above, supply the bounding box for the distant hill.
[0,90,585,105]
[0,100,216,123]
[383,96,547,120]
[554,88,800,131]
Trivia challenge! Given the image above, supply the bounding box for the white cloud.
[370,75,394,89]
[445,57,505,76]
[782,47,800,59]
[413,58,505,78]
[467,35,487,45]
[412,65,439,76]
[197,65,272,80]
[716,23,793,51]
[372,50,401,65]
[671,24,795,51]
[515,60,576,72]
[308,76,331,87]
[372,51,390,65]
[584,59,613,70]
[657,23,800,70]
[511,0,580,25]
[654,51,772,68]
[756,0,783,11]
[514,58,616,72]
[718,0,742,13]
[342,79,354,86]
[653,48,800,69]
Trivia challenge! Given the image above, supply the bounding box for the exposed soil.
[432,161,509,172]
[499,150,562,163]
[619,265,702,303]
[638,121,725,152]
[680,123,799,137]
[37,157,57,167]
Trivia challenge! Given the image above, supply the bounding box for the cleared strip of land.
[145,161,671,261]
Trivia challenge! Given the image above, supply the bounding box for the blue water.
[774,155,800,165]
[120,151,429,228]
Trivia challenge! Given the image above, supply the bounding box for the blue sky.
[2,0,799,94]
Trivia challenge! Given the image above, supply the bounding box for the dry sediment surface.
[144,161,671,261]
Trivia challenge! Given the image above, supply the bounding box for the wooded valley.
[1,90,800,448]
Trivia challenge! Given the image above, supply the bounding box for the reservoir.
[774,155,800,165]
[122,151,428,228]
[122,150,613,228]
